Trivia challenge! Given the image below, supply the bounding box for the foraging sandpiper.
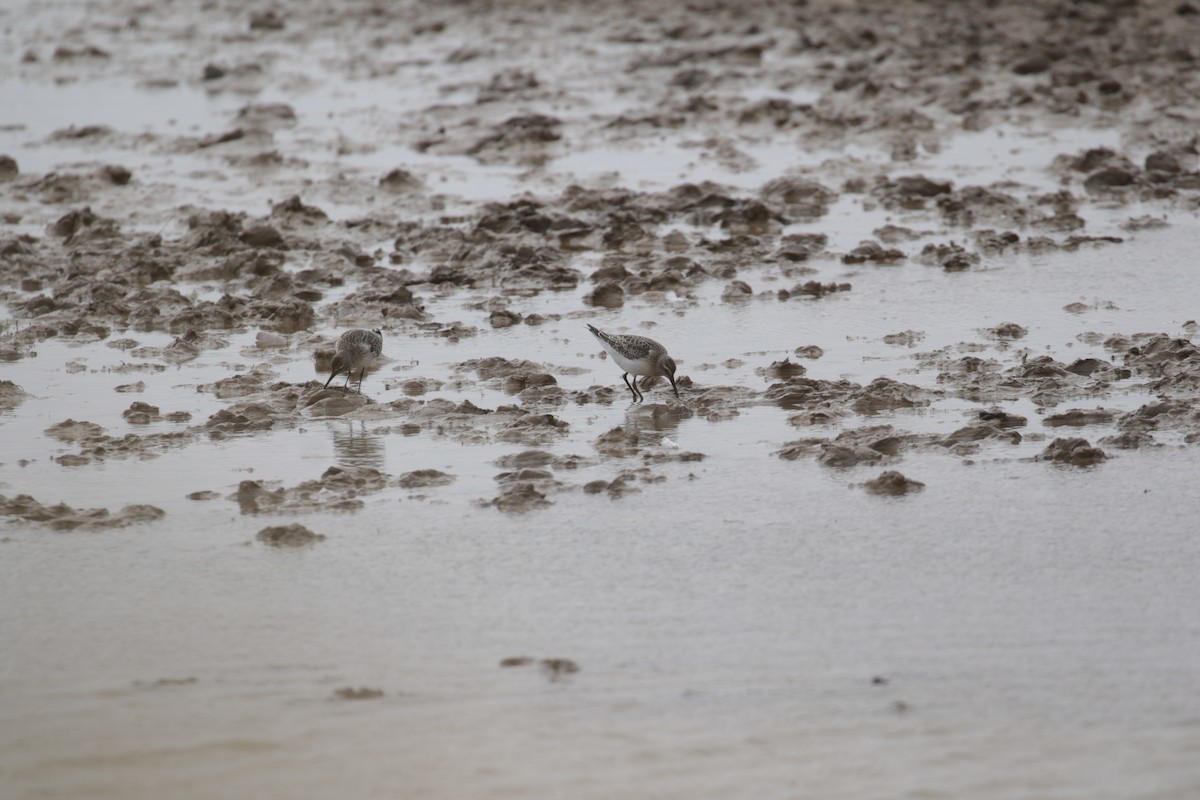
[325,328,383,392]
[587,323,679,403]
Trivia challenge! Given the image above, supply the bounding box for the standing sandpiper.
[325,328,383,392]
[587,323,679,403]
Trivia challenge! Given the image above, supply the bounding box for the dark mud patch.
[0,380,28,409]
[235,466,404,514]
[256,524,325,547]
[1043,408,1116,428]
[0,493,164,531]
[44,418,196,465]
[396,469,455,489]
[498,656,580,682]
[1037,438,1108,467]
[330,687,384,700]
[863,471,926,496]
[540,658,581,682]
[132,677,199,690]
[483,481,553,513]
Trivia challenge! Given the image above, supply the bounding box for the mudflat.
[3,1,1200,798]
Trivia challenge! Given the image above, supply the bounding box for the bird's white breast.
[601,341,654,376]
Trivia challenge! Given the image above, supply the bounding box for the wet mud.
[256,523,326,547]
[0,0,1196,534]
[0,493,164,531]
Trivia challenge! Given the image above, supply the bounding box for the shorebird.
[587,323,679,403]
[325,328,383,392]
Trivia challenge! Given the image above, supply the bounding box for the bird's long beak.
[669,374,679,399]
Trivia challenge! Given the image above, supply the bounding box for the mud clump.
[500,656,535,668]
[0,493,164,531]
[757,358,806,380]
[44,418,195,463]
[585,282,625,308]
[779,425,911,466]
[1123,336,1200,381]
[584,474,642,499]
[496,412,569,444]
[498,655,580,682]
[917,242,980,271]
[540,658,580,682]
[721,280,753,301]
[494,450,556,469]
[256,524,325,547]
[1043,409,1115,427]
[817,443,885,467]
[1065,358,1114,377]
[235,466,403,514]
[330,687,383,700]
[594,425,643,457]
[843,240,905,265]
[206,405,277,434]
[882,330,924,347]
[457,356,552,382]
[852,378,936,413]
[1,381,30,409]
[863,471,926,496]
[466,114,562,163]
[777,280,852,300]
[1038,438,1107,467]
[122,401,161,424]
[1100,431,1158,450]
[248,10,285,31]
[0,155,17,181]
[396,469,455,489]
[987,322,1028,340]
[44,419,100,442]
[489,309,522,328]
[486,482,552,513]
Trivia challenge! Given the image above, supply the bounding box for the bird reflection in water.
[624,399,694,438]
[330,421,385,470]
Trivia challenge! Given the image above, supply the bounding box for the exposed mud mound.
[0,493,164,531]
[1038,438,1107,467]
[863,471,926,496]
[331,687,384,700]
[1043,409,1116,428]
[485,481,553,513]
[396,469,456,489]
[234,466,404,514]
[0,380,28,408]
[44,418,196,464]
[256,524,325,547]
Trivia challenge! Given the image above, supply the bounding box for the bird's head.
[657,354,680,399]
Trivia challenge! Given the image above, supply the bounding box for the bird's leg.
[622,373,639,403]
[357,368,367,393]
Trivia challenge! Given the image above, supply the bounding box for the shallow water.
[5,449,1200,799]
